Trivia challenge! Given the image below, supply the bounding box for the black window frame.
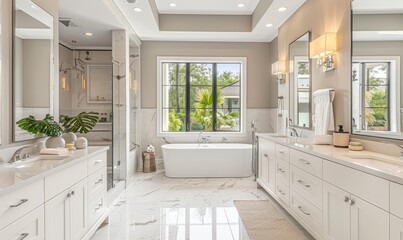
[161,61,242,133]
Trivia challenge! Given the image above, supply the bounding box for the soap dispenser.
[333,125,349,148]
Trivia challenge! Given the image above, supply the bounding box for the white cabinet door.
[259,151,268,184]
[70,179,88,240]
[323,183,350,240]
[45,189,70,240]
[391,214,403,240]
[267,154,276,193]
[350,195,389,240]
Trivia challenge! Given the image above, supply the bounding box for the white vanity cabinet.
[45,178,88,240]
[0,147,108,240]
[258,138,276,194]
[257,136,402,240]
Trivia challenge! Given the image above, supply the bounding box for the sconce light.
[310,32,337,72]
[61,77,69,91]
[81,74,86,90]
[271,60,286,84]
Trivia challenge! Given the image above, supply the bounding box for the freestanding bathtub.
[162,143,252,178]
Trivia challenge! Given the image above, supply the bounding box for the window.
[352,57,400,134]
[157,57,246,135]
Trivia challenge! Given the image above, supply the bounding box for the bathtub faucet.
[197,131,204,144]
[201,136,210,144]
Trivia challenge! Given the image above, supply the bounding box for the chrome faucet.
[197,131,204,144]
[201,136,210,144]
[289,127,300,138]
[8,146,31,163]
[382,142,403,160]
[221,137,228,143]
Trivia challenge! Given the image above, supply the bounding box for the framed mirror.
[351,0,403,139]
[13,0,54,141]
[0,0,3,144]
[289,32,311,129]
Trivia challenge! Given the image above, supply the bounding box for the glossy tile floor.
[91,169,312,240]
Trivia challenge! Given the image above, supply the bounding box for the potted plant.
[59,112,100,144]
[16,114,65,148]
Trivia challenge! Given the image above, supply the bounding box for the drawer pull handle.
[94,160,103,164]
[95,179,103,184]
[297,180,310,188]
[298,206,311,216]
[278,150,285,154]
[264,154,269,158]
[19,233,29,240]
[350,199,355,206]
[344,196,350,202]
[71,191,75,196]
[94,203,103,211]
[278,168,285,173]
[10,199,28,208]
[298,159,311,165]
[278,189,285,196]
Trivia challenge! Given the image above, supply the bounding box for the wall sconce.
[310,32,337,72]
[271,60,286,84]
[81,74,86,90]
[61,76,69,91]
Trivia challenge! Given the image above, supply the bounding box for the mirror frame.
[350,2,403,141]
[12,0,54,142]
[288,31,312,130]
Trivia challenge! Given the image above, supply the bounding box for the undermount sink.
[266,134,289,139]
[343,154,403,167]
[6,155,69,169]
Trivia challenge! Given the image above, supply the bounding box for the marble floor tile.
[91,170,311,240]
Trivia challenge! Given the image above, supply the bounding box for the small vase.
[62,132,77,144]
[46,136,66,148]
[75,137,88,149]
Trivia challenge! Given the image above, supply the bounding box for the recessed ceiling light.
[278,7,287,12]
[265,23,273,28]
[84,32,93,37]
[169,2,176,7]
[134,7,142,12]
[238,3,245,8]
[30,4,37,9]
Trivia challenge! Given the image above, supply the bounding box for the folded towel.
[40,148,69,155]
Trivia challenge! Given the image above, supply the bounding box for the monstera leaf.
[60,112,99,133]
[16,114,64,137]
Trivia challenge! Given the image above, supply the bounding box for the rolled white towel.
[40,147,69,155]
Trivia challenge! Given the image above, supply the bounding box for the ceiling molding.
[251,0,273,30]
[159,14,252,32]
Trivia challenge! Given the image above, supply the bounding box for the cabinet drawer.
[0,180,44,230]
[88,168,107,200]
[276,158,289,186]
[390,182,403,219]
[275,144,290,162]
[290,190,322,236]
[0,205,44,240]
[45,160,87,201]
[391,214,403,240]
[290,149,323,178]
[88,152,107,175]
[290,166,322,209]
[88,192,107,227]
[323,160,389,211]
[259,138,275,155]
[276,181,290,206]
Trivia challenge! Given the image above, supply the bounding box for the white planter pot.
[62,132,77,144]
[46,136,66,148]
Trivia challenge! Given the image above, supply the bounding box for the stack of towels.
[39,148,69,160]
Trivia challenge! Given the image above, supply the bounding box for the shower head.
[85,51,91,61]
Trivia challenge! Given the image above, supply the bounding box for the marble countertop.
[257,133,403,185]
[0,146,109,197]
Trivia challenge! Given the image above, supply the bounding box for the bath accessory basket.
[142,151,156,173]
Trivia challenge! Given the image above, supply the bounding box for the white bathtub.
[162,143,252,178]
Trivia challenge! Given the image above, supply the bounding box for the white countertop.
[257,133,403,185]
[0,146,109,197]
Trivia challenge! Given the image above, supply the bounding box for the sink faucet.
[8,146,31,163]
[289,127,300,138]
[382,142,403,160]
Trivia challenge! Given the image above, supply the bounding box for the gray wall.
[1,0,58,147]
[140,41,276,109]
